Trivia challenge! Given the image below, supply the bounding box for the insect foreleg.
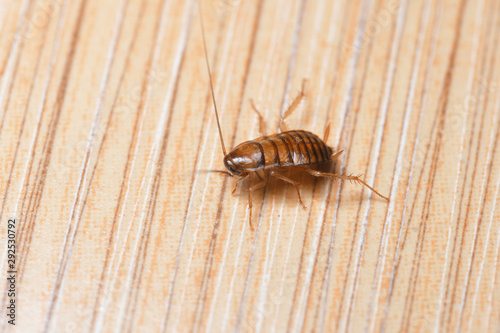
[247,179,267,230]
[305,169,389,202]
[198,169,232,176]
[232,174,249,195]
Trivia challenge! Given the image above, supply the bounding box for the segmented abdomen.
[254,130,333,168]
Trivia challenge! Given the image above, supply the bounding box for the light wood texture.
[1,0,500,331]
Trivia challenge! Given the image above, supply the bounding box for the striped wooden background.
[1,0,500,331]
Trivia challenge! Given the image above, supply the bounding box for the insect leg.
[269,170,306,209]
[323,123,331,142]
[232,174,249,195]
[331,150,343,160]
[279,79,308,132]
[247,179,267,230]
[250,99,267,136]
[305,169,389,202]
[197,169,232,176]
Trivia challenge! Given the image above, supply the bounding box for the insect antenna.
[198,2,227,156]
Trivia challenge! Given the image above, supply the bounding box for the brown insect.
[199,8,389,229]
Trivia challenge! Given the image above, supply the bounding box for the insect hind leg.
[306,169,389,202]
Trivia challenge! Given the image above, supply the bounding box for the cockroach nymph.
[198,6,389,229]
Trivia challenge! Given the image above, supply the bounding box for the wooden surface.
[1,0,500,331]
